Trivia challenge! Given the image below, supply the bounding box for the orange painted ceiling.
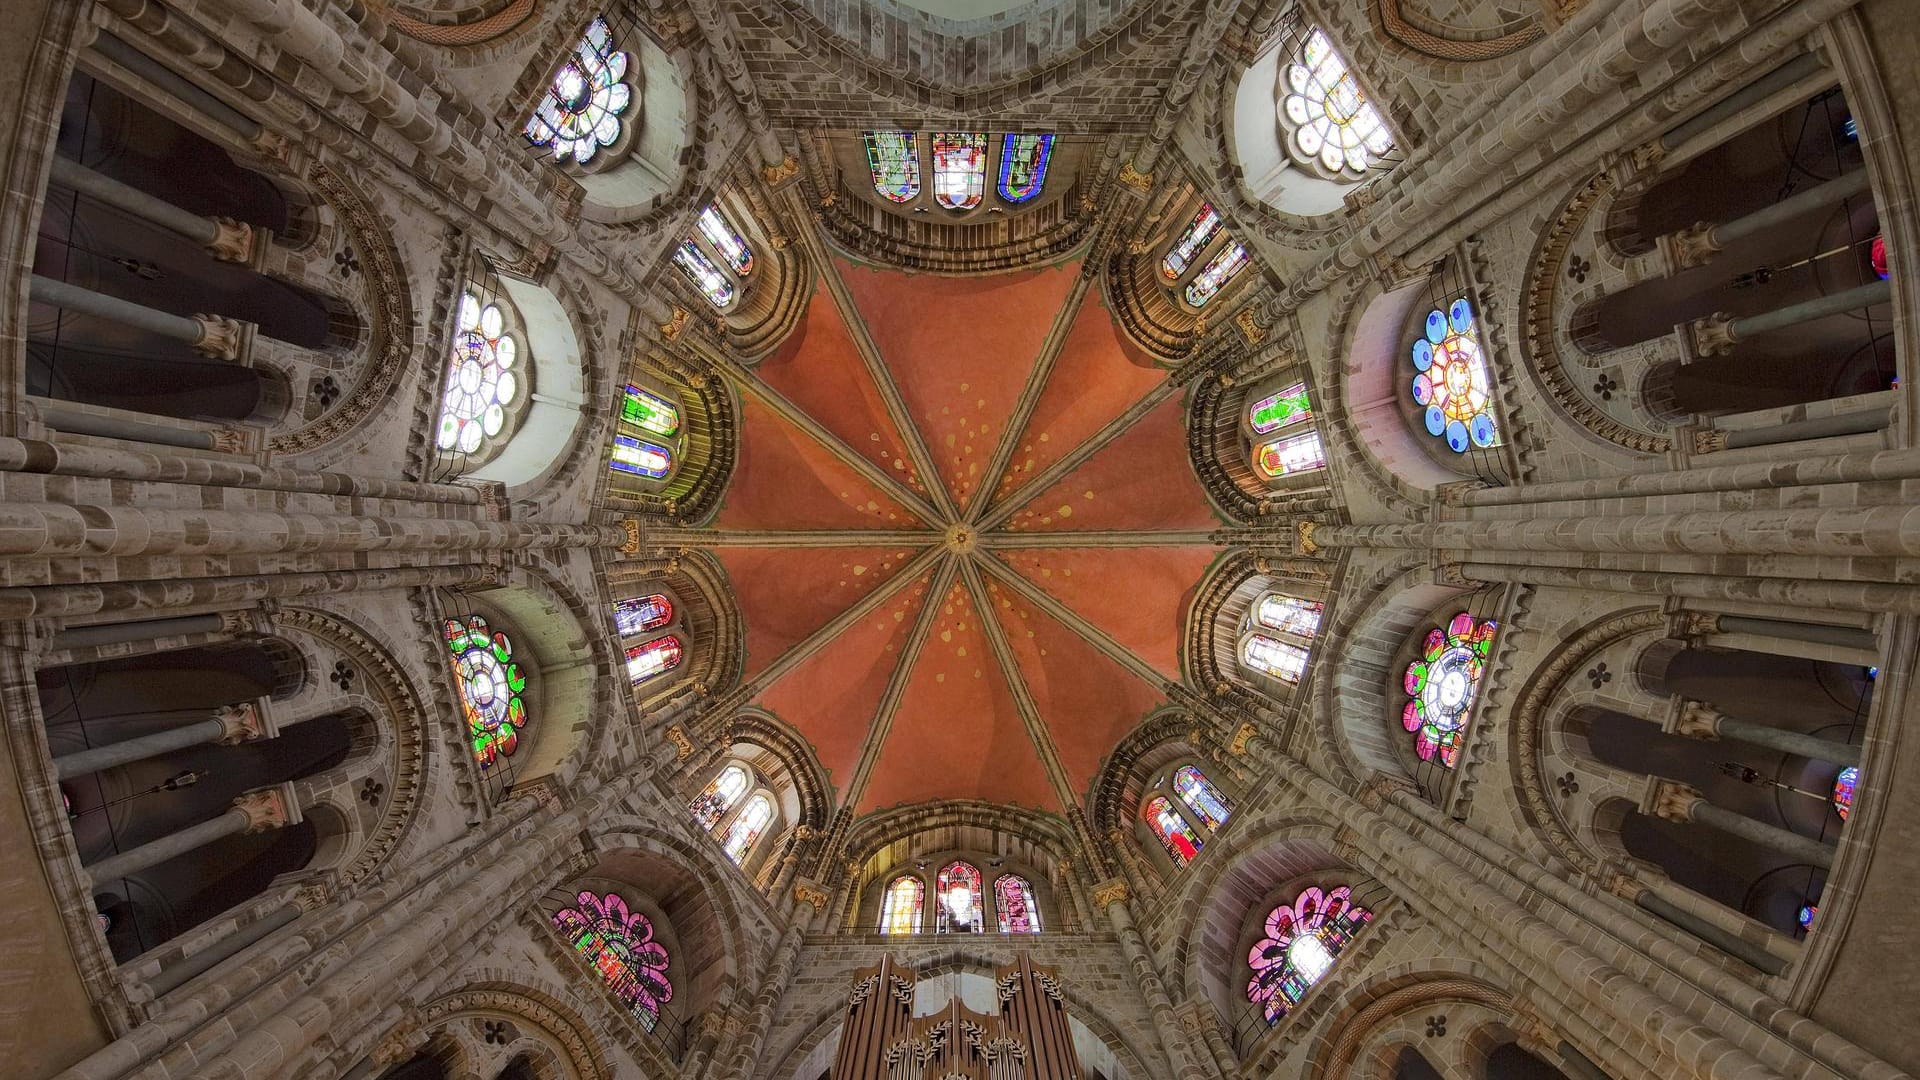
[708,256,1227,817]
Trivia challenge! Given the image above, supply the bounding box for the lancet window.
[861,131,1056,210]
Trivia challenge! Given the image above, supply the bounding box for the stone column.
[1643,778,1836,868]
[54,700,270,779]
[48,611,241,650]
[0,562,496,621]
[84,785,297,883]
[0,505,623,559]
[723,922,805,1079]
[1691,279,1894,357]
[1669,698,1861,766]
[145,894,305,996]
[1096,880,1212,1079]
[1665,169,1872,269]
[1694,404,1894,454]
[1107,827,1159,902]
[1453,560,1920,616]
[28,274,251,361]
[1303,507,1920,560]
[49,156,259,263]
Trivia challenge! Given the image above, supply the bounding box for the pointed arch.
[879,874,925,934]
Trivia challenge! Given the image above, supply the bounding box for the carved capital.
[1229,722,1258,756]
[1601,871,1644,902]
[1433,562,1479,588]
[620,518,643,556]
[792,880,830,910]
[1125,236,1152,255]
[1116,161,1153,196]
[205,216,257,264]
[1642,777,1705,824]
[207,427,252,454]
[1669,699,1723,740]
[1688,311,1738,357]
[291,878,335,911]
[1296,519,1319,556]
[1090,878,1130,908]
[1666,221,1722,270]
[1677,611,1722,638]
[247,129,293,166]
[761,153,801,188]
[1628,139,1669,172]
[766,233,792,251]
[232,787,296,833]
[665,724,694,760]
[370,1019,427,1066]
[217,610,255,635]
[659,307,691,342]
[1234,307,1268,346]
[191,314,249,361]
[214,702,269,744]
[1692,427,1728,455]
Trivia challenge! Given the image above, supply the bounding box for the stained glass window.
[1255,595,1323,639]
[611,434,673,478]
[1411,297,1498,453]
[996,875,1042,933]
[997,133,1054,204]
[1255,431,1326,479]
[697,205,753,277]
[621,385,681,438]
[1278,29,1393,177]
[936,860,986,933]
[613,594,674,636]
[723,794,773,864]
[1247,885,1371,1024]
[1186,242,1250,308]
[864,131,920,203]
[1145,795,1203,866]
[1173,765,1233,832]
[438,291,523,457]
[1832,766,1859,821]
[1402,612,1497,769]
[553,890,672,1029]
[1162,203,1222,281]
[1250,381,1312,435]
[673,240,735,310]
[690,765,748,830]
[1242,634,1308,683]
[1798,903,1818,930]
[879,874,924,934]
[445,615,528,768]
[931,132,988,211]
[626,634,683,684]
[523,17,633,165]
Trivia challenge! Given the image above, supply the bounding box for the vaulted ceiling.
[696,254,1230,815]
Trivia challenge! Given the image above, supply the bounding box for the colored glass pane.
[879,874,924,934]
[1411,297,1499,453]
[697,205,753,276]
[1255,595,1323,639]
[1246,885,1371,1023]
[1145,795,1203,866]
[621,385,681,437]
[445,614,528,768]
[997,133,1054,203]
[864,131,920,203]
[1162,203,1222,281]
[690,765,748,830]
[937,860,986,933]
[1242,634,1308,683]
[1173,765,1233,831]
[932,132,987,210]
[1185,241,1249,308]
[1254,431,1325,479]
[613,593,674,636]
[1798,903,1818,930]
[723,794,773,864]
[996,875,1042,933]
[1832,765,1859,821]
[1872,235,1889,280]
[437,292,523,457]
[1401,612,1497,769]
[611,434,673,478]
[552,890,672,1029]
[673,240,735,309]
[523,17,633,165]
[1279,29,1393,177]
[1250,381,1312,435]
[626,634,683,684]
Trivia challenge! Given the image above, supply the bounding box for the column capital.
[1664,220,1721,270]
[792,879,830,912]
[205,216,258,264]
[1641,777,1705,824]
[190,314,252,361]
[233,785,299,833]
[1688,312,1737,357]
[1666,699,1723,740]
[215,702,272,744]
[1091,878,1130,908]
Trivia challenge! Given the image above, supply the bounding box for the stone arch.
[720,709,833,836]
[1303,968,1516,1080]
[1365,0,1544,70]
[1185,551,1333,712]
[415,980,611,1080]
[839,800,1080,934]
[604,348,738,524]
[603,550,744,716]
[698,179,813,360]
[1104,181,1261,363]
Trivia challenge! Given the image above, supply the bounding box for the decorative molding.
[665,724,694,760]
[1091,878,1130,908]
[793,880,830,910]
[659,307,692,342]
[1234,306,1268,346]
[1297,520,1319,556]
[761,153,801,187]
[1116,161,1153,195]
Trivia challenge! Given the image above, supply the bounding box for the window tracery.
[1277,29,1393,179]
[865,131,921,203]
[1402,612,1497,769]
[1145,794,1203,866]
[936,860,986,932]
[1246,885,1371,1024]
[445,614,528,769]
[1411,297,1499,453]
[625,634,683,684]
[931,133,988,211]
[1242,634,1308,683]
[860,130,1056,211]
[523,17,634,166]
[995,875,1041,933]
[552,889,673,1029]
[879,874,925,934]
[689,764,748,830]
[722,794,774,864]
[437,290,527,459]
[997,134,1054,204]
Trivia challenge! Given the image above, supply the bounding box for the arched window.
[552,890,673,1029]
[1832,766,1859,821]
[1241,633,1308,683]
[1247,885,1372,1024]
[697,205,753,277]
[1162,203,1223,281]
[997,134,1054,204]
[722,794,774,864]
[437,290,527,459]
[1173,764,1233,831]
[1278,28,1393,178]
[1410,297,1499,453]
[672,240,736,310]
[625,635,683,684]
[1144,795,1203,866]
[1254,430,1325,479]
[1249,381,1312,435]
[621,385,681,438]
[1185,242,1250,308]
[931,133,988,211]
[613,593,674,636]
[936,860,986,933]
[1255,595,1323,638]
[523,17,634,166]
[445,615,528,769]
[689,764,749,830]
[995,875,1042,933]
[864,131,921,203]
[611,433,673,478]
[879,874,924,934]
[1401,612,1497,769]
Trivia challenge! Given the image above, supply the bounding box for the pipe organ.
[829,954,1082,1080]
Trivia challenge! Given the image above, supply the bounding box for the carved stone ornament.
[207,427,252,454]
[205,216,257,264]
[1229,722,1258,755]
[659,306,691,342]
[1670,699,1723,740]
[620,518,643,556]
[191,314,249,361]
[214,702,269,744]
[1678,611,1723,638]
[1234,306,1268,346]
[761,153,801,187]
[1090,878,1130,908]
[1297,520,1319,556]
[1628,139,1669,172]
[767,233,792,251]
[793,881,830,909]
[665,724,694,760]
[233,787,295,833]
[369,1019,427,1066]
[1692,428,1729,455]
[1689,312,1738,357]
[1116,161,1153,195]
[1643,778,1705,824]
[1667,221,1722,269]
